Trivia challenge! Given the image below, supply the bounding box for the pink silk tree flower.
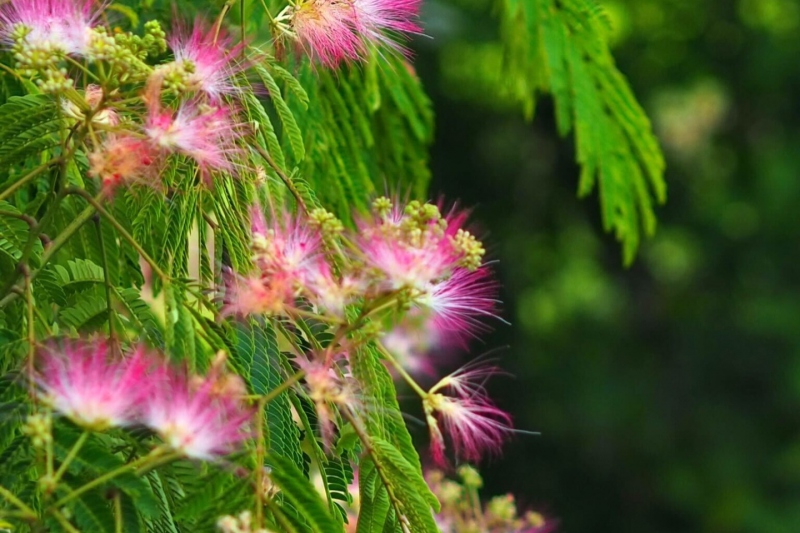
[424,393,513,466]
[33,342,150,431]
[353,0,421,51]
[169,18,246,101]
[250,208,322,287]
[359,232,459,292]
[424,366,513,465]
[0,0,101,56]
[418,266,502,345]
[142,364,252,460]
[145,97,242,176]
[283,0,364,67]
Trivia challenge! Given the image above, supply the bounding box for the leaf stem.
[255,396,266,528]
[0,203,96,308]
[52,431,89,486]
[51,447,170,509]
[262,370,306,404]
[51,507,80,533]
[252,144,307,214]
[0,157,62,203]
[94,215,118,346]
[0,484,36,519]
[375,341,427,398]
[63,187,169,281]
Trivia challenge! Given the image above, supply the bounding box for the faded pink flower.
[353,0,421,51]
[221,270,296,317]
[169,18,246,100]
[33,342,150,431]
[145,97,241,176]
[305,261,362,317]
[0,0,101,55]
[381,315,438,376]
[89,135,160,191]
[142,363,252,460]
[296,357,355,449]
[285,0,364,67]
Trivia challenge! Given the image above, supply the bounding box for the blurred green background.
[412,0,800,531]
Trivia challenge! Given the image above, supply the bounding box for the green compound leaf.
[266,452,345,533]
[497,0,666,263]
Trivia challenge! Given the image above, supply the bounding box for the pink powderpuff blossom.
[359,231,459,292]
[142,363,252,460]
[425,393,513,466]
[424,367,513,465]
[418,266,501,345]
[250,207,322,287]
[0,0,101,56]
[33,342,150,431]
[145,96,242,176]
[286,0,364,67]
[169,18,246,101]
[353,0,421,51]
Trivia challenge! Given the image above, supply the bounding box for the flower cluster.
[227,197,510,466]
[0,0,165,91]
[0,0,245,191]
[32,342,252,460]
[427,467,557,533]
[274,0,421,66]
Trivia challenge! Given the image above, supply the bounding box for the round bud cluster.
[22,413,52,448]
[11,25,61,77]
[309,207,344,237]
[426,468,557,533]
[156,60,196,93]
[452,228,485,271]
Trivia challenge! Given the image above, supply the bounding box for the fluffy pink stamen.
[169,18,246,101]
[33,342,150,430]
[0,0,100,55]
[145,98,242,176]
[142,364,252,460]
[289,0,364,67]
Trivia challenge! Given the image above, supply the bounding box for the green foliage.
[0,0,665,529]
[496,0,666,263]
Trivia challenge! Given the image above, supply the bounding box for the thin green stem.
[51,447,169,509]
[0,157,62,203]
[50,507,80,533]
[375,342,427,398]
[252,144,307,213]
[113,492,122,533]
[0,203,96,308]
[255,396,266,528]
[52,431,89,485]
[133,452,182,476]
[262,370,306,404]
[0,485,36,519]
[64,187,169,281]
[94,216,117,345]
[214,0,237,44]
